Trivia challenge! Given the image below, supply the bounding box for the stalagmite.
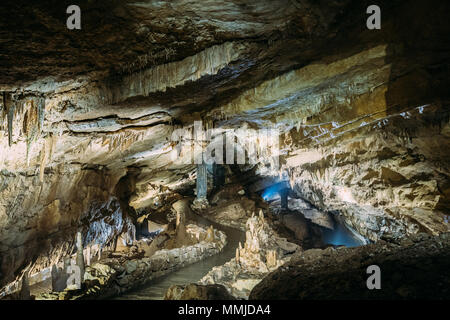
[197,163,207,200]
[175,207,188,246]
[51,264,61,292]
[1,92,4,110]
[51,260,69,292]
[7,101,14,147]
[19,272,30,300]
[85,246,91,266]
[193,161,209,209]
[212,163,225,189]
[98,247,102,260]
[75,232,85,284]
[37,96,45,133]
[259,209,264,222]
[0,0,449,303]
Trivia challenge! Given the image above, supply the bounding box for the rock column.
[279,188,289,210]
[75,231,85,284]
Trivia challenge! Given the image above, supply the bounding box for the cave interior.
[0,0,449,300]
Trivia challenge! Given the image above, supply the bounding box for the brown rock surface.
[1,0,450,298]
[165,283,236,300]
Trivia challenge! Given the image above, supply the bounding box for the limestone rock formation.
[165,283,236,300]
[250,232,450,300]
[235,210,298,273]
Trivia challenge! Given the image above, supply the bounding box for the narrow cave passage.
[115,165,365,300]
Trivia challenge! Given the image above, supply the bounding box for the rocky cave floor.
[4,184,450,300]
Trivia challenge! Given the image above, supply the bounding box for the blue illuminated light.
[262,183,286,201]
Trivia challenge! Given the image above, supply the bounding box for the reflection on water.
[114,213,245,300]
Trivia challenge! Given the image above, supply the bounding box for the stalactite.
[85,246,91,266]
[112,42,246,104]
[25,102,32,165]
[37,96,45,133]
[7,101,15,147]
[98,246,102,260]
